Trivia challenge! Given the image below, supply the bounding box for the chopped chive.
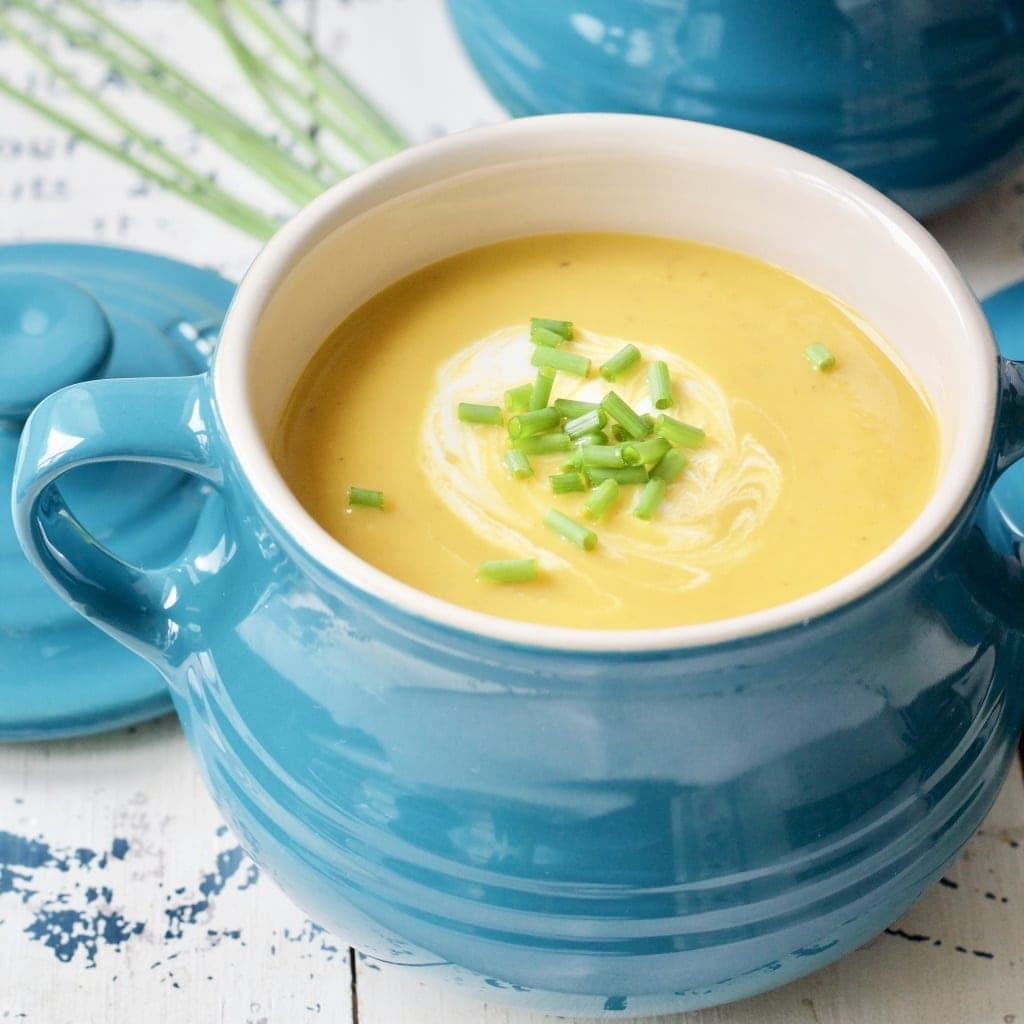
[633,478,668,520]
[585,466,649,485]
[529,367,556,410]
[600,343,641,381]
[654,414,706,448]
[804,342,836,371]
[480,559,538,583]
[349,486,384,509]
[531,325,565,348]
[578,444,627,468]
[505,448,534,479]
[564,408,608,438]
[531,346,591,378]
[554,398,599,418]
[505,383,533,412]
[458,402,503,426]
[648,360,674,409]
[572,429,609,447]
[531,317,573,342]
[610,418,655,442]
[508,406,561,439]
[550,471,587,494]
[544,508,597,551]
[560,453,582,471]
[600,390,648,440]
[650,449,689,482]
[621,437,671,466]
[582,478,620,521]
[515,433,573,455]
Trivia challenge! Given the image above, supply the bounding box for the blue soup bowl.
[12,116,1024,1016]
[446,0,1024,217]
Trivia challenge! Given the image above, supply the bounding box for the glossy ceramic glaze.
[984,281,1024,557]
[11,118,1024,1015]
[446,0,1024,216]
[0,245,234,740]
[0,272,113,421]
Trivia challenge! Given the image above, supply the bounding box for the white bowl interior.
[216,115,996,651]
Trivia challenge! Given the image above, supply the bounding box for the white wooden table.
[2,3,1024,1021]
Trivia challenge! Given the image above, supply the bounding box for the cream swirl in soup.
[421,325,782,599]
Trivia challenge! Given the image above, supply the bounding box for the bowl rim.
[213,113,997,653]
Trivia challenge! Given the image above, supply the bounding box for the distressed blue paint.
[0,831,69,872]
[0,828,269,966]
[92,837,131,872]
[0,866,35,903]
[198,846,245,897]
[163,899,210,940]
[158,844,262,945]
[23,906,144,966]
[162,844,251,938]
[0,833,144,964]
[280,920,343,962]
[238,864,260,891]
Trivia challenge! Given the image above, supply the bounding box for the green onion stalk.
[480,559,538,583]
[0,0,407,239]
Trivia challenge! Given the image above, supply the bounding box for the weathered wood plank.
[0,717,355,1024]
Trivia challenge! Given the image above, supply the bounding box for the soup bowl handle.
[997,357,1024,471]
[10,374,229,665]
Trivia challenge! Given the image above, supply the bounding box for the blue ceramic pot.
[447,0,1024,217]
[11,117,1024,1015]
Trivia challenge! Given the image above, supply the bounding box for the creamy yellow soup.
[274,233,940,629]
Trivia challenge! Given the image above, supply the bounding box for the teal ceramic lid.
[983,280,1024,554]
[0,243,234,740]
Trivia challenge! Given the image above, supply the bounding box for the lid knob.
[0,271,114,422]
